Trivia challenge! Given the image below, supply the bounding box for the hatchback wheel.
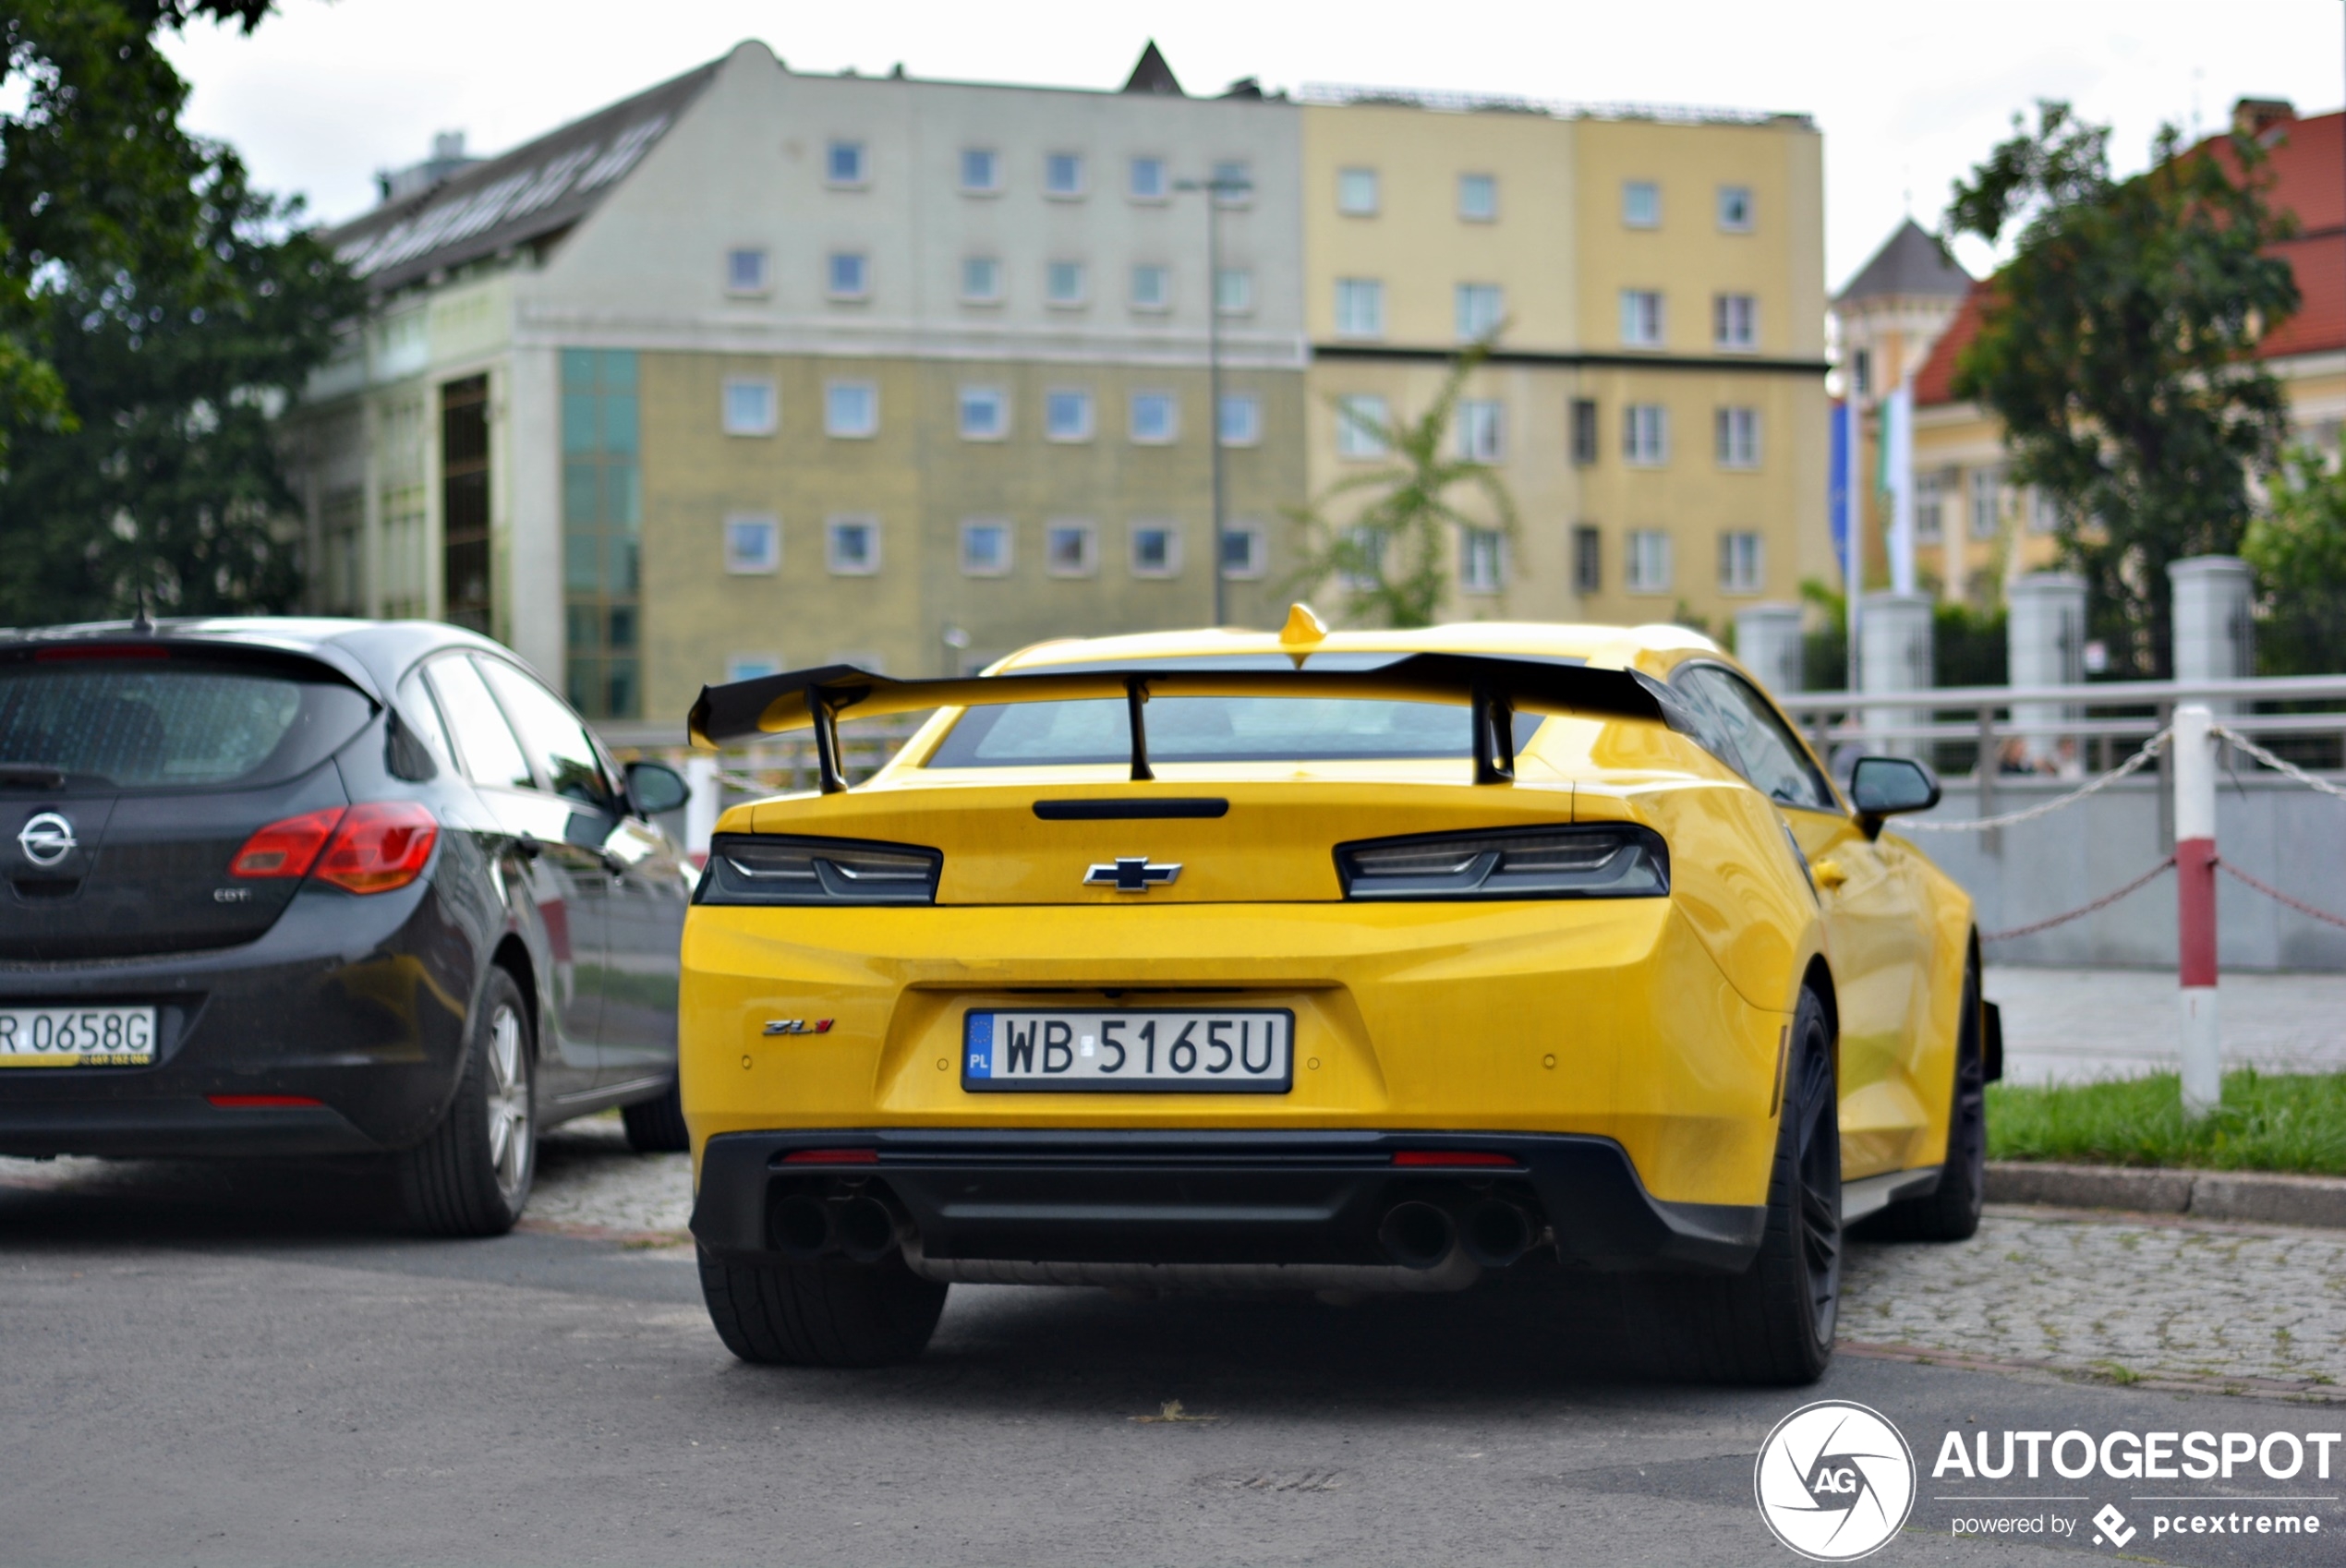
[395,967,536,1236]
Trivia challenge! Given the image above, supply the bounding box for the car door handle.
[1811,858,1848,891]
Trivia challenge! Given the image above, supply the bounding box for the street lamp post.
[1175,170,1250,628]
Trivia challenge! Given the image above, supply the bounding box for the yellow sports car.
[678,609,1995,1383]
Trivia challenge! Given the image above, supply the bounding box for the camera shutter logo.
[17,812,76,868]
[1753,1400,1916,1561]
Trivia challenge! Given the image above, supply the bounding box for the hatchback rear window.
[0,652,373,790]
[927,695,1542,767]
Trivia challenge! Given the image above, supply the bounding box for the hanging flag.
[1829,401,1850,567]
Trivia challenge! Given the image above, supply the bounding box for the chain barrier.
[1978,855,2175,943]
[2216,858,2346,931]
[1897,729,2172,833]
[2209,724,2346,802]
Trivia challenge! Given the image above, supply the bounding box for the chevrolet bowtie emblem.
[1084,856,1181,893]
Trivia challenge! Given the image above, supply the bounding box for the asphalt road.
[2,1165,2339,1568]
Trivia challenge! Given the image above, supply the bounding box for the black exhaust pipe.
[1462,1199,1533,1269]
[769,1193,835,1260]
[833,1195,901,1262]
[1377,1200,1457,1271]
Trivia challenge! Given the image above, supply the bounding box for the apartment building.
[294,41,1307,728]
[1298,88,1829,631]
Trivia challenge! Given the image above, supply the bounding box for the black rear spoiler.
[687,652,1681,794]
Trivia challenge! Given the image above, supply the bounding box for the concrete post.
[2006,572,2086,766]
[1735,604,1805,698]
[2168,556,2255,712]
[1858,591,1934,757]
[2173,703,2221,1118]
[684,754,720,866]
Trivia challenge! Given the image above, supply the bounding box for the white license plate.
[963,1008,1293,1093]
[0,1006,159,1067]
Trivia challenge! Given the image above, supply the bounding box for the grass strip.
[1987,1068,2346,1176]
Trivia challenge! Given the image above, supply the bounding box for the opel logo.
[17,812,77,867]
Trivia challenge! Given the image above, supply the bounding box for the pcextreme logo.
[1754,1400,1917,1561]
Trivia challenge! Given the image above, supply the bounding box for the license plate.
[962,1008,1293,1093]
[0,1006,159,1067]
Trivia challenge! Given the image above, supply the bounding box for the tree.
[0,0,357,621]
[1946,102,2300,677]
[2243,450,2346,675]
[1284,337,1518,627]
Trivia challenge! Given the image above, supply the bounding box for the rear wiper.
[0,764,67,789]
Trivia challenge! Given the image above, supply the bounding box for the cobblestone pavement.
[1987,963,2346,1083]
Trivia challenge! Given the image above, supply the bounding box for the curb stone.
[1985,1161,2346,1228]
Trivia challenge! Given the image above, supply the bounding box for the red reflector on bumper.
[780,1148,877,1164]
[1391,1150,1520,1168]
[207,1095,323,1109]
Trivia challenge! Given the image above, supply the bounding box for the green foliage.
[0,0,357,621]
[1933,600,2007,688]
[1988,1068,2346,1175]
[2243,449,2346,675]
[1799,576,1850,690]
[1285,336,1518,628]
[1946,102,2300,677]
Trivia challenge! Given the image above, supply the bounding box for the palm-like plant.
[1284,333,1518,628]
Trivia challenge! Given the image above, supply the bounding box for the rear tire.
[394,968,536,1236]
[1632,986,1841,1385]
[696,1246,947,1368]
[1856,945,1986,1242]
[621,1080,690,1153]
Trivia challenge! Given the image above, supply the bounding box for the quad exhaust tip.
[1376,1200,1457,1271]
[769,1191,902,1262]
[1461,1199,1533,1269]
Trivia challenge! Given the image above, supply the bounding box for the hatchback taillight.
[228,802,438,894]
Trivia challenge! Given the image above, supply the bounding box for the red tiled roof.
[1914,108,2346,406]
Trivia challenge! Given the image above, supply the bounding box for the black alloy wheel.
[697,1247,949,1367]
[622,1080,691,1153]
[1858,944,1987,1242]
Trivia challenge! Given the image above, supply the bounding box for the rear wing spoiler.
[687,652,1683,793]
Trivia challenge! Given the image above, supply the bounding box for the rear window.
[0,651,373,790]
[927,696,1542,767]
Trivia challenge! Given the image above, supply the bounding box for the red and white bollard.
[2172,704,2221,1117]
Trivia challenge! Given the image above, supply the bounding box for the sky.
[163,0,2346,292]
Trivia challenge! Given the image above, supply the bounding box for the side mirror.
[1849,755,1941,836]
[625,759,691,817]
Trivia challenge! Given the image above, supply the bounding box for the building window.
[1573,525,1602,593]
[961,256,1003,303]
[1335,278,1385,339]
[442,374,491,634]
[726,247,769,295]
[1215,267,1253,316]
[1620,289,1664,347]
[723,513,779,574]
[1129,156,1167,200]
[1046,259,1087,308]
[826,516,879,575]
[1337,166,1379,215]
[1715,406,1760,468]
[1129,392,1178,444]
[1336,394,1389,459]
[827,139,867,187]
[1623,403,1669,465]
[1622,180,1661,228]
[722,377,777,436]
[1045,388,1094,441]
[1718,185,1755,232]
[1456,283,1504,343]
[960,519,1012,576]
[1338,525,1385,593]
[1212,159,1252,204]
[1714,293,1759,350]
[1130,264,1171,312]
[1045,151,1084,198]
[1626,529,1673,593]
[726,654,782,683]
[828,251,870,300]
[1130,521,1181,577]
[1220,520,1264,580]
[1457,173,1497,223]
[960,385,1008,440]
[1970,467,2003,539]
[825,380,877,439]
[561,349,640,718]
[1456,399,1504,463]
[1917,470,1948,543]
[1719,530,1764,594]
[1046,521,1097,577]
[1571,400,1600,466]
[1218,392,1261,447]
[1460,527,1505,593]
[1851,348,1872,397]
[960,148,1000,193]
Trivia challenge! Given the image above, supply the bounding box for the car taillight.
[314,802,439,894]
[1334,824,1670,901]
[229,808,345,879]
